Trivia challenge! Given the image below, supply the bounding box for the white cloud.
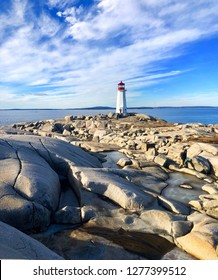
[67,0,163,41]
[64,0,218,43]
[0,0,218,108]
[47,0,72,9]
[29,79,50,86]
[0,86,16,102]
[0,0,27,35]
[36,13,61,37]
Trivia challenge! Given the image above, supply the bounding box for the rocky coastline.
[0,112,218,260]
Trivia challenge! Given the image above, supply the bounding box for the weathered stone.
[0,134,101,231]
[141,166,169,181]
[65,115,74,122]
[53,123,64,133]
[154,154,169,167]
[117,158,132,167]
[75,115,85,120]
[81,205,96,223]
[161,247,197,260]
[187,143,202,158]
[110,167,168,194]
[2,113,218,260]
[0,222,63,259]
[206,156,218,177]
[62,129,71,136]
[206,209,218,219]
[0,191,51,231]
[200,194,218,209]
[145,148,158,161]
[172,220,193,238]
[141,142,156,151]
[167,143,184,164]
[191,156,211,174]
[176,212,218,260]
[77,141,120,152]
[158,146,169,154]
[199,151,214,157]
[86,119,95,129]
[70,167,156,210]
[93,129,108,139]
[39,122,54,132]
[130,159,141,169]
[108,112,116,119]
[198,143,218,156]
[158,196,190,215]
[188,200,203,210]
[169,164,212,181]
[63,123,72,131]
[40,122,63,133]
[177,226,218,260]
[14,147,61,211]
[37,130,51,137]
[179,184,193,189]
[136,114,153,121]
[202,184,218,194]
[53,206,81,224]
[140,209,185,238]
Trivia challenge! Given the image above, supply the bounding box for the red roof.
[118,81,125,85]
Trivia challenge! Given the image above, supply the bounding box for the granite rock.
[0,221,63,259]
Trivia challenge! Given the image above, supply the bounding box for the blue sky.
[0,0,218,108]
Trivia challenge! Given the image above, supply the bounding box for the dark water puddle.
[83,226,174,260]
[101,151,129,168]
[164,172,207,204]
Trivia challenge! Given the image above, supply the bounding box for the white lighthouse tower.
[116,81,127,114]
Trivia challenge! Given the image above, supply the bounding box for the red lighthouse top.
[118,81,125,91]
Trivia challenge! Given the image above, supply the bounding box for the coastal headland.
[0,112,218,260]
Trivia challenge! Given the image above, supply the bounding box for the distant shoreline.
[1,107,218,126]
[0,106,218,110]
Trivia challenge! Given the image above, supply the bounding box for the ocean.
[0,107,218,126]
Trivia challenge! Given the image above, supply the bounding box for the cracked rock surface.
[0,221,63,259]
[0,132,218,260]
[0,134,101,231]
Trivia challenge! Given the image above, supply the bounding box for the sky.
[0,0,218,109]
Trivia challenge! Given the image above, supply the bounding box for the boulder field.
[0,113,218,260]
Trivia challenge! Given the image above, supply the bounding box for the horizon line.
[0,106,218,110]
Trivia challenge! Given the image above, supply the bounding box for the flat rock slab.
[164,172,207,204]
[70,167,156,210]
[75,141,120,152]
[0,221,63,259]
[176,212,218,260]
[110,167,169,194]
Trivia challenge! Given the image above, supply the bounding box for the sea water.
[0,107,218,126]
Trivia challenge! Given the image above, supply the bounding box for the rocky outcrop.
[0,221,63,259]
[70,167,156,210]
[191,156,211,174]
[176,212,218,260]
[1,113,218,260]
[9,113,218,181]
[0,134,101,231]
[189,192,218,219]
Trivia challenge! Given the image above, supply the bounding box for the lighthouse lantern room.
[116,81,127,114]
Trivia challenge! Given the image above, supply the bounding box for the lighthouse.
[116,81,127,114]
